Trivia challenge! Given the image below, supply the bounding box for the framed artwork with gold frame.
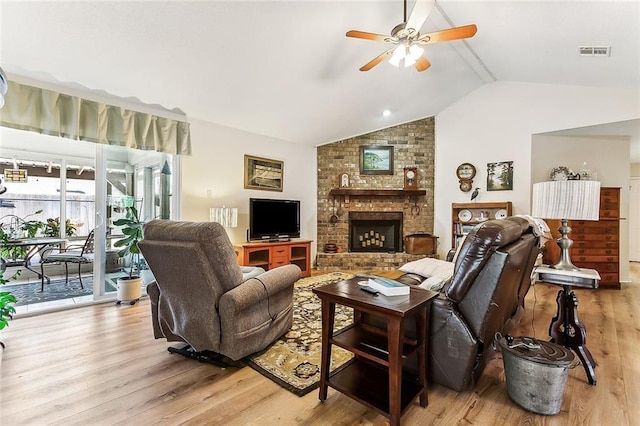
[244,155,284,192]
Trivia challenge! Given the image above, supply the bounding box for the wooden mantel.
[329,188,427,197]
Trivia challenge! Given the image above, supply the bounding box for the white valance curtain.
[0,81,191,155]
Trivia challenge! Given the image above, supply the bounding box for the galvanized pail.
[499,336,574,415]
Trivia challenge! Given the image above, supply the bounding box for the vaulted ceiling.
[1,1,638,147]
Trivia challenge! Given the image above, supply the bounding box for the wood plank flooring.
[1,265,639,425]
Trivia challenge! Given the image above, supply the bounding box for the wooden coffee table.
[313,276,437,426]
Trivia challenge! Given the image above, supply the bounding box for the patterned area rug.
[6,276,117,306]
[246,271,356,396]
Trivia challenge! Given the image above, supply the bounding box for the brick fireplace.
[316,117,436,271]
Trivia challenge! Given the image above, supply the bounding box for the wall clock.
[404,167,418,190]
[456,163,476,192]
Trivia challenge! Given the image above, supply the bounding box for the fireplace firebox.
[349,211,403,253]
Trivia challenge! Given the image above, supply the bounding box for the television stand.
[234,239,312,278]
[268,238,291,243]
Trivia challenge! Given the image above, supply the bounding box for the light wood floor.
[1,266,639,425]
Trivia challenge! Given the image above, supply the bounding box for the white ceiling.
[1,1,639,149]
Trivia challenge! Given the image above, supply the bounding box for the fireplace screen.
[349,211,402,253]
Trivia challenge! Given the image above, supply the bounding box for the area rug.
[5,276,117,306]
[246,271,356,396]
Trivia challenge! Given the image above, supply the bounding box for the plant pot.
[116,276,142,304]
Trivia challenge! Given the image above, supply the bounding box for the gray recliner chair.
[138,219,301,365]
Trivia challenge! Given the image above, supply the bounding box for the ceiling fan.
[346,0,477,72]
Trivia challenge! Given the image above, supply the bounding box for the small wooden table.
[313,277,437,426]
[536,265,600,385]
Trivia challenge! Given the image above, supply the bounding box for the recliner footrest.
[167,343,227,368]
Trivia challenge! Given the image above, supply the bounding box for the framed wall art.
[244,155,284,192]
[487,161,513,191]
[360,145,394,175]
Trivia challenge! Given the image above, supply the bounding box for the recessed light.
[382,109,391,117]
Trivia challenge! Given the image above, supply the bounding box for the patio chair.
[40,230,95,291]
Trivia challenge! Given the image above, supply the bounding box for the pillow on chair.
[399,258,455,292]
[240,266,266,282]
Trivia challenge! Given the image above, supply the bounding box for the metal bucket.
[499,336,574,415]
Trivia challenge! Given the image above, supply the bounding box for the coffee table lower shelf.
[328,358,422,417]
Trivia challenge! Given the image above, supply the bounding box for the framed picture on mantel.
[244,155,284,191]
[360,145,394,175]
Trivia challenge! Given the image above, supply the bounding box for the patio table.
[1,237,67,282]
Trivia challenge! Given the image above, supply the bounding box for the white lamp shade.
[210,206,238,228]
[532,180,601,220]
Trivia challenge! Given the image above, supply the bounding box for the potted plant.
[0,225,20,364]
[43,217,77,238]
[113,206,144,304]
[0,210,46,279]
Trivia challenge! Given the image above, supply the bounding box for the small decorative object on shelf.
[580,162,593,180]
[458,209,473,222]
[550,166,581,181]
[339,172,350,188]
[495,208,508,219]
[470,187,480,201]
[404,166,418,190]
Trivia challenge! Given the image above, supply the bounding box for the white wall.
[435,81,640,266]
[180,118,318,256]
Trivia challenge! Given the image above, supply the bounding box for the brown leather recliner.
[364,217,540,391]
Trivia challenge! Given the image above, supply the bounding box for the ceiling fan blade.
[417,24,478,45]
[415,56,431,72]
[405,0,436,35]
[346,30,394,43]
[360,48,395,72]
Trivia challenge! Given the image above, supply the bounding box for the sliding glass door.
[1,126,178,307]
[98,145,174,298]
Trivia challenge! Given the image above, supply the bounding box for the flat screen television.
[249,198,301,241]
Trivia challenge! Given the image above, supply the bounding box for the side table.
[313,277,437,426]
[535,265,600,385]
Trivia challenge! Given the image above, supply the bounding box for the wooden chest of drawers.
[543,187,620,289]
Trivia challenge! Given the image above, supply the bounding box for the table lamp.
[210,206,238,228]
[532,180,600,271]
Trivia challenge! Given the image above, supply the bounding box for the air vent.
[579,46,611,57]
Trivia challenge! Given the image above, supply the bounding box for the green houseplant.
[0,272,17,331]
[0,210,46,261]
[113,206,144,304]
[0,225,20,358]
[43,217,77,238]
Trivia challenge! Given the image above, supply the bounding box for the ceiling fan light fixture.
[404,53,417,67]
[409,44,424,60]
[389,45,406,67]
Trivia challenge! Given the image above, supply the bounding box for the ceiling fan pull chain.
[403,0,407,23]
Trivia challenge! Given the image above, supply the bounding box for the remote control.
[360,286,379,296]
